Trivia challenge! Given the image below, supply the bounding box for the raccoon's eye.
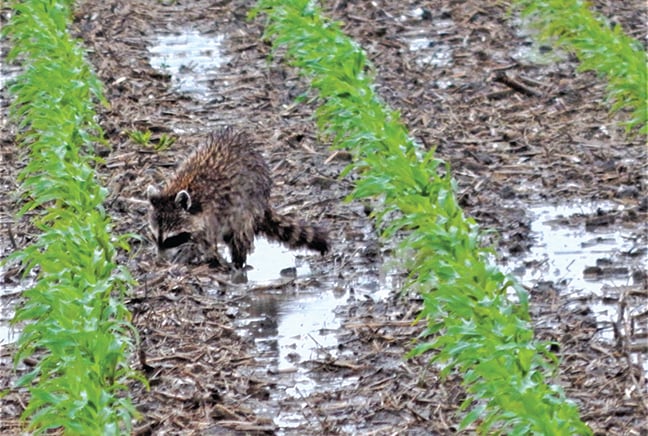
[161,232,192,249]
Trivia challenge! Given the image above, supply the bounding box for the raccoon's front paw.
[203,251,230,271]
[179,244,203,264]
[230,268,248,284]
[206,256,223,269]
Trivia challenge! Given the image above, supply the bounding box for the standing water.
[148,29,228,101]
[0,281,20,348]
[231,237,395,431]
[508,202,647,369]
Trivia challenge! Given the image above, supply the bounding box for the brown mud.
[1,0,646,434]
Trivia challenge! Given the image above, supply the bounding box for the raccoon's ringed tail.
[261,208,330,254]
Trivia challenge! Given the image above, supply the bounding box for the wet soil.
[1,0,647,434]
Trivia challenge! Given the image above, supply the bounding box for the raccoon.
[146,127,330,269]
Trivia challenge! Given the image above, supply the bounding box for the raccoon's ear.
[175,190,191,211]
[146,185,161,201]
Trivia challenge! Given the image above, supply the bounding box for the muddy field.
[1,0,647,434]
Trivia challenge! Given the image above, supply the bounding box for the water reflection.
[508,201,647,369]
[148,29,228,100]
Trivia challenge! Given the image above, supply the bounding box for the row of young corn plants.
[3,0,141,433]
[513,0,647,134]
[251,1,591,434]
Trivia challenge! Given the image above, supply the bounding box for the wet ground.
[1,0,646,434]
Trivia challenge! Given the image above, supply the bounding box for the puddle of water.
[508,202,647,367]
[232,234,397,431]
[398,9,454,69]
[510,15,569,65]
[0,272,25,349]
[0,322,18,348]
[511,43,568,66]
[148,29,228,101]
[406,36,453,68]
[235,237,344,366]
[245,238,311,284]
[241,288,349,388]
[1,53,21,131]
[407,37,453,68]
[235,239,348,374]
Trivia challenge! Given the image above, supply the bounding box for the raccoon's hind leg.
[224,232,253,269]
[224,212,257,269]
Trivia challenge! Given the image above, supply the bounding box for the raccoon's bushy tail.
[260,208,330,254]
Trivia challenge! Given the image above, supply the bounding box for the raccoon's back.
[165,128,272,207]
